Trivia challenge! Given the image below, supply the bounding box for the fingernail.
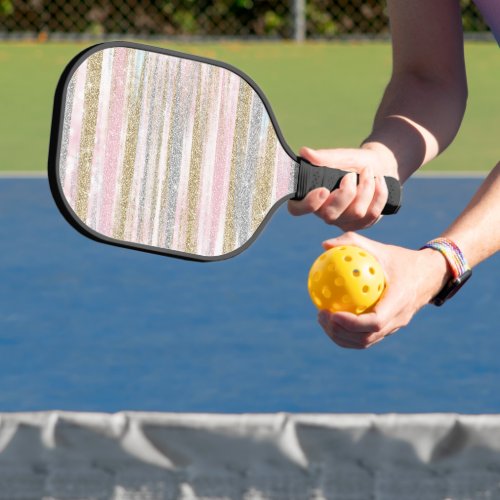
[341,173,354,186]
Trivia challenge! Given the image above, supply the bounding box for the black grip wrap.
[292,158,402,215]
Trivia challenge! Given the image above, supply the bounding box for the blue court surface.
[0,176,498,413]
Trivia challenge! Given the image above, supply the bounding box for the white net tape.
[0,412,500,499]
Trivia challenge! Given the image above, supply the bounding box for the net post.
[292,0,306,42]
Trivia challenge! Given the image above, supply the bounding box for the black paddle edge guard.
[293,158,402,215]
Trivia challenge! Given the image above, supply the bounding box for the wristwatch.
[421,238,472,306]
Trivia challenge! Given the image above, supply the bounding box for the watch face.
[432,269,472,306]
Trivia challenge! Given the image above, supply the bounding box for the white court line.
[0,171,47,178]
[414,170,487,178]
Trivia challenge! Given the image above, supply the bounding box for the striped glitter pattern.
[59,47,297,258]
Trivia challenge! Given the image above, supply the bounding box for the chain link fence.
[0,0,491,40]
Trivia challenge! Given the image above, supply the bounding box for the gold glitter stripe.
[185,66,214,254]
[251,122,277,233]
[114,52,147,240]
[75,51,103,221]
[222,81,253,254]
[137,55,159,240]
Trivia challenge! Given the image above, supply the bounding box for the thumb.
[299,147,365,170]
[322,231,368,250]
[299,146,324,166]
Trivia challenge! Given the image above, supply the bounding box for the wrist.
[417,248,453,303]
[361,141,399,178]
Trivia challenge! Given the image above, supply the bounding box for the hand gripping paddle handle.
[293,158,402,215]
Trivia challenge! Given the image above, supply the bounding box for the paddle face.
[49,42,298,261]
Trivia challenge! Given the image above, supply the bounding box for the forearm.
[362,72,467,183]
[361,0,467,183]
[418,162,500,303]
[441,162,500,267]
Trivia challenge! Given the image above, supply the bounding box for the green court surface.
[0,41,497,173]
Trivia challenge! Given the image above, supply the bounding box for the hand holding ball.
[308,245,385,314]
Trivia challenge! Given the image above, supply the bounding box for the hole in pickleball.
[334,277,344,287]
[362,285,369,293]
[333,303,342,311]
[359,251,367,257]
[342,295,351,304]
[313,271,321,282]
[356,306,366,314]
[378,284,382,291]
[352,269,360,277]
[344,256,352,262]
[322,286,331,299]
[327,264,335,272]
[369,267,376,275]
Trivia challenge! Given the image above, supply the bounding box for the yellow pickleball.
[308,245,385,314]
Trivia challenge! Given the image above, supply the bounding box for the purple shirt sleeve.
[473,0,500,45]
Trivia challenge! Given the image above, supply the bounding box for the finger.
[330,318,390,349]
[342,165,376,221]
[329,311,385,335]
[363,174,389,223]
[315,172,357,224]
[288,188,330,216]
[319,311,371,348]
[320,321,365,349]
[332,293,403,339]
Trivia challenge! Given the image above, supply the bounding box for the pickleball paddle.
[48,41,401,261]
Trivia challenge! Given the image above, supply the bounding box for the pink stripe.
[139,57,164,242]
[275,148,293,199]
[197,68,222,255]
[98,48,128,236]
[64,61,87,204]
[209,71,240,256]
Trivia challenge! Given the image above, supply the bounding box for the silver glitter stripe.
[59,76,76,186]
[146,57,168,247]
[291,159,301,194]
[163,60,193,249]
[137,55,161,241]
[236,91,264,247]
[223,81,252,253]
[291,159,300,193]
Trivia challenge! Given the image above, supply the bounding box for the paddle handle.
[293,158,402,215]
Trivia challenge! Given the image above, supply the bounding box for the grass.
[0,40,497,172]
